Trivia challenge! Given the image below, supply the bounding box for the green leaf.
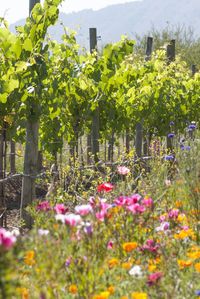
[24,39,33,52]
[11,39,22,59]
[8,79,19,92]
[0,93,8,103]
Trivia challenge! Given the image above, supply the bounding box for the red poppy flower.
[97,183,114,193]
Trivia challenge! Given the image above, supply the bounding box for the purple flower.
[165,155,174,161]
[189,124,196,129]
[187,128,193,133]
[84,222,93,235]
[65,255,72,267]
[169,122,174,125]
[196,290,200,296]
[39,293,46,299]
[168,133,175,138]
[181,146,190,151]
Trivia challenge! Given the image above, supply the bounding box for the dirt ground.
[3,176,47,230]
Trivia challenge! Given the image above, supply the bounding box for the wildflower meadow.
[1,124,200,299]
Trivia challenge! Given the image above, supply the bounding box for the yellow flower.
[69,285,78,294]
[108,259,118,268]
[148,265,157,272]
[123,242,137,252]
[175,201,181,208]
[120,297,128,299]
[174,229,194,240]
[93,291,110,299]
[132,292,147,299]
[108,286,115,294]
[194,263,200,272]
[187,251,200,259]
[122,262,131,269]
[177,259,193,269]
[178,214,186,222]
[23,291,29,299]
[24,251,36,266]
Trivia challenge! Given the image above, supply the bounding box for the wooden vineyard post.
[166,39,175,152]
[20,0,40,229]
[145,37,153,62]
[191,64,196,77]
[29,0,40,15]
[20,118,39,228]
[126,127,130,154]
[143,37,153,155]
[89,28,100,164]
[10,139,16,173]
[136,37,153,158]
[0,121,7,227]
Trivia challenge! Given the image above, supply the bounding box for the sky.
[0,0,139,25]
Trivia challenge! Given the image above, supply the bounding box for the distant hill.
[10,0,200,49]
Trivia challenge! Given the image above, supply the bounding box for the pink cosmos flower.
[139,239,159,253]
[100,202,112,210]
[89,197,96,208]
[156,222,170,232]
[141,197,153,207]
[54,204,69,214]
[129,194,142,204]
[65,214,81,226]
[180,226,189,231]
[159,215,166,222]
[75,204,93,216]
[38,229,49,236]
[168,208,179,219]
[118,166,130,175]
[96,210,107,221]
[137,205,146,213]
[36,201,50,211]
[165,179,171,186]
[0,228,16,249]
[107,241,114,249]
[126,204,139,214]
[126,204,146,214]
[114,196,130,207]
[148,272,162,285]
[97,183,114,193]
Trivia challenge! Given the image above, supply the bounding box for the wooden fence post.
[191,64,196,77]
[89,28,100,164]
[10,139,16,173]
[29,0,40,15]
[21,0,40,229]
[0,121,7,227]
[166,39,175,151]
[145,36,153,62]
[143,37,153,155]
[136,37,153,158]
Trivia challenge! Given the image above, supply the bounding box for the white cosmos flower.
[55,214,66,223]
[129,265,142,276]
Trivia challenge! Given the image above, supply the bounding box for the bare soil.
[4,176,47,231]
